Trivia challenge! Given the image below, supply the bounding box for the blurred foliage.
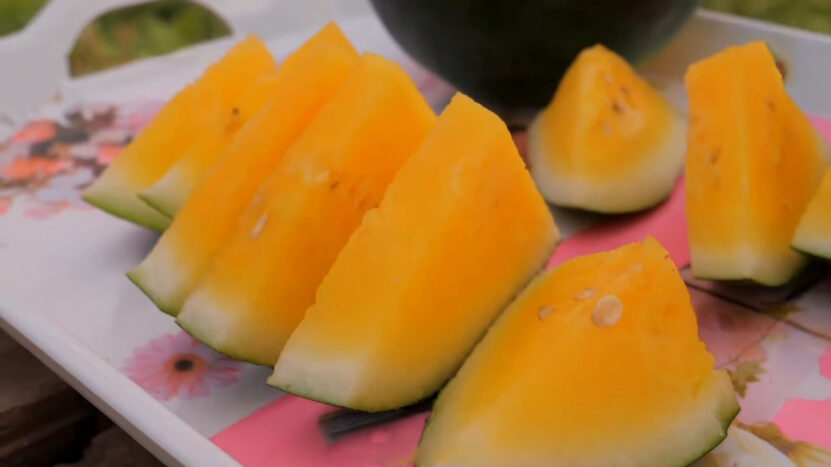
[0,0,48,36]
[0,0,229,77]
[68,0,230,76]
[702,0,831,35]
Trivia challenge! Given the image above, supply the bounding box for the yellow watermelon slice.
[138,70,281,217]
[127,23,359,315]
[82,35,276,230]
[685,42,829,285]
[528,45,685,213]
[269,94,560,410]
[417,237,738,466]
[176,53,436,366]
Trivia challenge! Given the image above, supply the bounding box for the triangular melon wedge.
[416,237,739,467]
[269,93,560,410]
[82,35,276,230]
[128,23,359,315]
[685,42,829,285]
[176,53,436,366]
[527,45,686,213]
[139,71,281,218]
[792,167,831,260]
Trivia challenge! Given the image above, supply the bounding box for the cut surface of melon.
[416,237,738,467]
[792,167,831,260]
[528,44,686,213]
[127,23,359,315]
[269,93,560,410]
[176,53,436,366]
[82,35,276,230]
[139,71,281,217]
[686,41,828,285]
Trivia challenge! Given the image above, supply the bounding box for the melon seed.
[252,188,266,205]
[537,305,555,321]
[574,288,596,300]
[315,169,332,183]
[250,213,268,239]
[592,295,623,327]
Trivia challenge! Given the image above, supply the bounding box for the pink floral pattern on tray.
[123,331,242,401]
[0,102,160,219]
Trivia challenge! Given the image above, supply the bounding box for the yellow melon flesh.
[528,45,685,213]
[139,71,281,217]
[176,53,436,366]
[417,237,738,467]
[269,93,560,410]
[82,35,276,230]
[127,23,359,315]
[686,41,828,285]
[793,167,831,259]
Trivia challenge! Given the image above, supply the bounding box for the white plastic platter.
[1,9,831,467]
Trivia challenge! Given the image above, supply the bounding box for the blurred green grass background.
[0,0,229,76]
[0,0,828,77]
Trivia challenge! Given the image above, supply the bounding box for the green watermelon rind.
[137,188,181,220]
[791,240,831,263]
[82,183,171,232]
[175,315,275,368]
[125,268,179,317]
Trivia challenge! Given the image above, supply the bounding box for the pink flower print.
[113,101,163,133]
[123,332,242,401]
[773,344,831,449]
[12,120,56,143]
[2,156,71,182]
[97,145,123,166]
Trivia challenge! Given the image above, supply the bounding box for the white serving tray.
[1,8,831,467]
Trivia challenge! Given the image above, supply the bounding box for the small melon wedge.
[82,35,276,230]
[528,44,686,213]
[792,167,831,260]
[686,42,828,285]
[416,237,739,467]
[176,53,436,366]
[269,93,560,410]
[139,71,281,217]
[128,23,359,315]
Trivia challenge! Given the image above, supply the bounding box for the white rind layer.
[793,232,831,261]
[690,244,806,286]
[268,349,364,407]
[83,171,171,231]
[138,160,194,218]
[527,109,686,213]
[127,245,188,315]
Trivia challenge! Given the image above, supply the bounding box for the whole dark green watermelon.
[370,0,696,114]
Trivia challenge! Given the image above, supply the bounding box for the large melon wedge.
[176,53,436,366]
[127,24,359,315]
[792,167,831,260]
[270,93,560,410]
[416,237,739,467]
[139,71,281,217]
[527,44,685,213]
[685,41,828,285]
[82,35,276,230]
